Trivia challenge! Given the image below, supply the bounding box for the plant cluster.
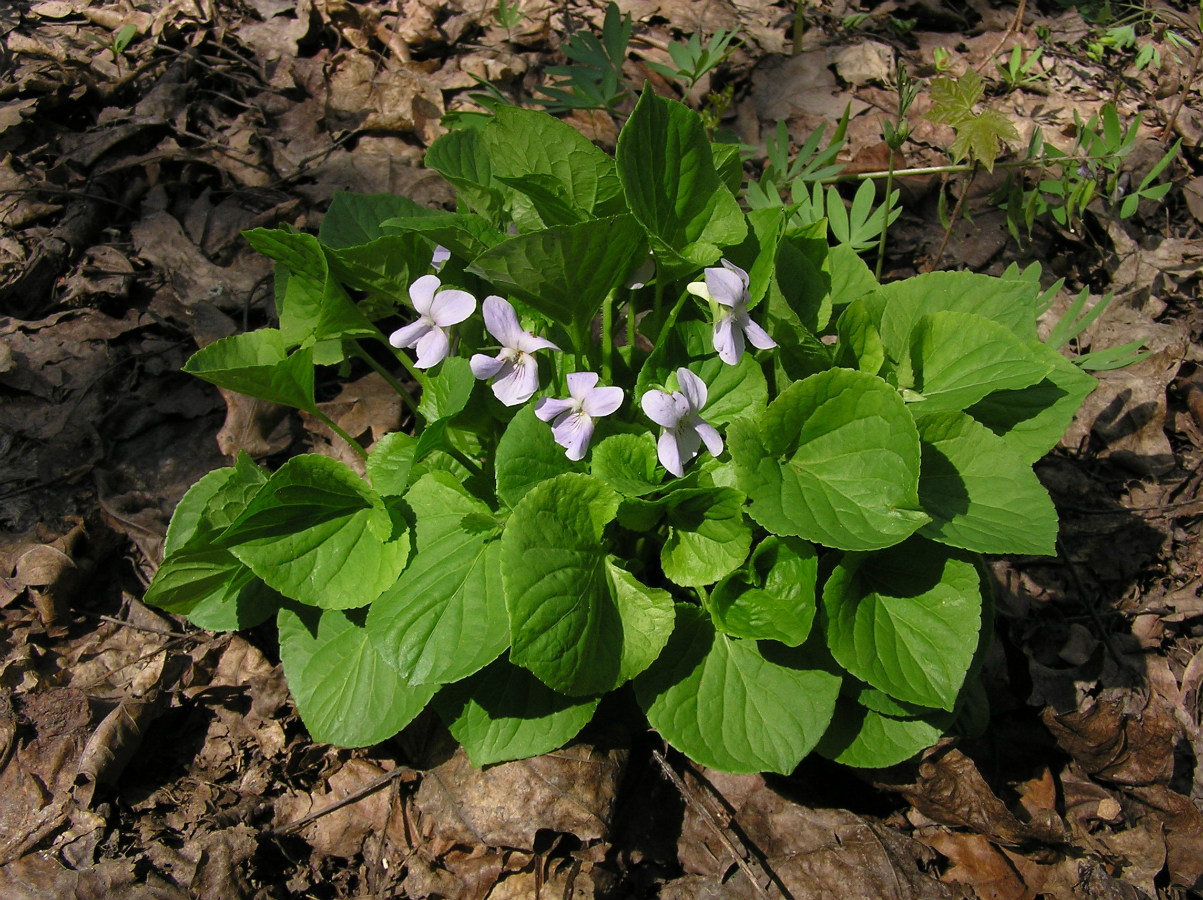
[145,91,1109,774]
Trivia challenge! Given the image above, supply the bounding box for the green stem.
[791,3,805,56]
[312,408,368,460]
[652,288,692,351]
[626,298,637,353]
[353,344,419,416]
[875,151,896,281]
[652,276,666,335]
[601,289,615,382]
[831,152,1133,185]
[444,443,484,478]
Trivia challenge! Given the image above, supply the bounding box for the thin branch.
[270,765,416,836]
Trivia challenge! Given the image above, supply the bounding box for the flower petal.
[705,265,745,307]
[390,319,432,349]
[676,425,702,466]
[694,419,724,458]
[534,396,576,422]
[470,353,506,379]
[413,326,450,369]
[741,315,777,351]
[429,289,476,326]
[642,389,688,428]
[676,368,708,413]
[657,429,684,477]
[491,357,539,406]
[432,245,450,271]
[482,295,525,348]
[721,258,750,289]
[582,385,623,418]
[553,412,595,461]
[515,331,560,354]
[713,314,742,365]
[686,280,711,301]
[566,371,600,401]
[409,274,441,314]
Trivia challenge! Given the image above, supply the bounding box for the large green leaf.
[220,454,409,609]
[709,536,818,645]
[382,211,503,262]
[908,311,1052,410]
[660,487,752,588]
[366,473,507,685]
[590,433,663,497]
[278,607,435,747]
[729,369,929,551]
[495,404,574,508]
[916,411,1058,555]
[183,330,316,412]
[434,656,600,767]
[501,474,673,695]
[144,547,279,630]
[816,689,953,768]
[635,605,841,774]
[967,343,1097,464]
[366,432,416,497]
[417,355,476,424]
[468,216,647,344]
[615,88,746,268]
[822,538,982,710]
[424,129,505,225]
[320,191,434,248]
[163,454,267,556]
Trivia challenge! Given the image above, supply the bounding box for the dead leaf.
[1042,692,1179,786]
[215,389,293,460]
[924,831,1033,900]
[833,41,894,86]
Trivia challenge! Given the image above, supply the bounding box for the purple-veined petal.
[470,353,506,379]
[713,314,741,365]
[429,289,476,326]
[582,385,623,418]
[676,368,708,413]
[657,429,684,477]
[553,412,595,461]
[705,265,746,307]
[534,396,576,422]
[390,319,432,349]
[491,356,540,406]
[409,274,441,315]
[566,371,600,400]
[694,419,724,458]
[413,326,450,369]
[742,314,777,351]
[642,389,688,428]
[482,295,525,348]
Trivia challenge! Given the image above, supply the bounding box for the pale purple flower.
[470,296,560,406]
[431,245,451,272]
[534,372,624,461]
[389,274,476,369]
[640,368,723,477]
[687,259,776,365]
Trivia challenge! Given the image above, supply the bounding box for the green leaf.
[590,433,663,497]
[382,211,504,262]
[616,88,746,268]
[183,330,316,412]
[816,691,952,768]
[495,404,574,508]
[366,473,507,685]
[967,343,1097,464]
[163,454,267,556]
[469,216,647,345]
[502,474,673,695]
[834,299,885,375]
[729,369,929,551]
[144,548,280,631]
[320,191,434,248]
[635,605,841,774]
[424,129,505,225]
[660,487,752,588]
[366,431,416,497]
[220,455,410,609]
[908,311,1052,410]
[915,411,1058,555]
[417,356,477,424]
[434,656,600,766]
[278,607,436,747]
[822,537,982,710]
[327,234,427,298]
[709,536,818,645]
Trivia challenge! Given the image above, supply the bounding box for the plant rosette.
[147,91,1099,774]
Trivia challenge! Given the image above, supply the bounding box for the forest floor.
[1,0,1203,897]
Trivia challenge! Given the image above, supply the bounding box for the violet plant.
[144,91,1103,774]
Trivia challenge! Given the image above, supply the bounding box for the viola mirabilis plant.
[145,91,1103,774]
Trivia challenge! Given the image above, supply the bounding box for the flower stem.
[601,289,615,382]
[311,408,368,460]
[352,344,419,416]
[874,151,897,281]
[444,443,484,478]
[652,288,691,351]
[626,298,637,353]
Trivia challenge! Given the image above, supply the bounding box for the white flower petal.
[429,289,476,326]
[482,295,525,348]
[534,396,576,422]
[390,319,432,349]
[742,315,777,351]
[409,274,441,314]
[721,258,750,289]
[713,315,741,365]
[432,245,450,271]
[675,426,702,468]
[694,420,724,458]
[566,371,600,401]
[642,389,688,428]
[553,413,595,461]
[582,385,623,418]
[686,280,711,301]
[706,266,745,307]
[470,353,506,379]
[491,357,539,406]
[413,326,450,369]
[657,429,684,477]
[676,368,708,413]
[515,331,560,354]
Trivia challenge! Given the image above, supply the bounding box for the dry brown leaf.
[1124,784,1203,890]
[1042,692,1179,786]
[215,389,293,460]
[924,831,1032,900]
